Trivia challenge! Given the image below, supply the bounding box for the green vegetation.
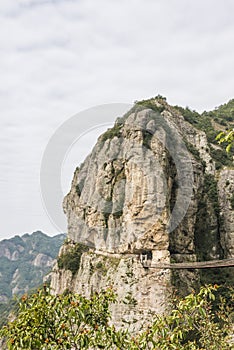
[93,260,108,275]
[173,106,217,143]
[173,105,201,126]
[209,146,232,170]
[135,95,166,114]
[1,285,233,349]
[133,97,233,167]
[123,292,137,306]
[101,123,123,142]
[174,102,233,168]
[194,174,221,265]
[216,129,234,153]
[174,100,233,139]
[91,255,120,276]
[57,242,89,275]
[209,98,234,124]
[204,174,220,215]
[100,97,233,167]
[0,299,18,328]
[183,139,201,161]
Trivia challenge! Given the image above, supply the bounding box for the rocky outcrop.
[51,98,233,330]
[52,249,170,332]
[218,169,234,258]
[33,253,54,267]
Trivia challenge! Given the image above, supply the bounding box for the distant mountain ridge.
[0,231,65,302]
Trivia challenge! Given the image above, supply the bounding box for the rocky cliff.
[51,97,233,331]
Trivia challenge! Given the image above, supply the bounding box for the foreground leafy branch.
[216,129,234,153]
[0,285,233,349]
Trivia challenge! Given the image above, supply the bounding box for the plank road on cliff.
[142,258,234,269]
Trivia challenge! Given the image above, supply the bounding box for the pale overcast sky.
[0,0,234,240]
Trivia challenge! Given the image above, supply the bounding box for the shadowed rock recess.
[51,97,234,331]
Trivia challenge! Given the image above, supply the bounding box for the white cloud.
[0,0,234,239]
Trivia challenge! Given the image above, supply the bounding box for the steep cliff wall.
[51,97,233,330]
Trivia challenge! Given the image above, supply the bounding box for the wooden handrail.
[142,258,234,269]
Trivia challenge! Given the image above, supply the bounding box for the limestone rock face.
[51,250,171,332]
[63,106,202,254]
[218,169,234,258]
[51,100,233,330]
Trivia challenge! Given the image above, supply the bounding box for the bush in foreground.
[0,285,233,349]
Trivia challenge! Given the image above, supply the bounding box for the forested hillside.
[0,231,65,327]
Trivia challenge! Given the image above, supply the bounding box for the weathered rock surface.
[218,169,234,258]
[51,98,233,330]
[51,248,171,332]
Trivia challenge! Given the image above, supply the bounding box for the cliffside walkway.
[142,258,234,269]
[94,250,234,269]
